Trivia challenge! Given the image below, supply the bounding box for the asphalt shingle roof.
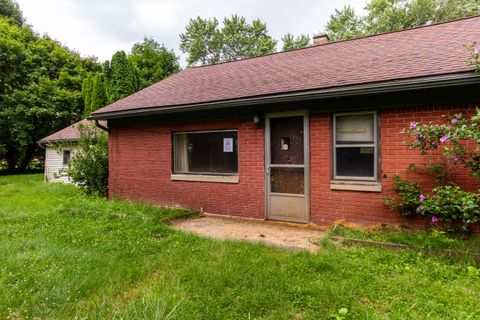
[92,16,480,116]
[39,119,107,143]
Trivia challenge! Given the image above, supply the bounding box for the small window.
[173,130,238,175]
[62,150,71,166]
[333,112,378,180]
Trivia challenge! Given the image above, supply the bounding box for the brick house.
[90,16,480,231]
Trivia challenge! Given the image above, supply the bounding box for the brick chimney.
[312,34,329,46]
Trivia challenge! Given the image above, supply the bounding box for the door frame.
[264,110,310,223]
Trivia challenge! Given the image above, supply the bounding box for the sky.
[16,0,367,66]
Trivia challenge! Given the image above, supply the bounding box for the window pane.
[270,167,304,194]
[270,116,304,165]
[63,150,71,166]
[336,114,374,144]
[336,147,374,177]
[174,131,238,174]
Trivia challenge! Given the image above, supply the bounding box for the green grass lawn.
[1,174,480,319]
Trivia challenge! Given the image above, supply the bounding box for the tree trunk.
[18,143,37,172]
[5,148,17,172]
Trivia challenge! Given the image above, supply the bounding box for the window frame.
[172,129,239,176]
[332,111,378,182]
[62,149,71,167]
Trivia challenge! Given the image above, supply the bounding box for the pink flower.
[475,48,479,56]
[453,155,459,162]
[451,117,458,124]
[416,205,424,212]
[410,121,417,129]
[419,194,426,201]
[431,216,439,223]
[439,136,448,143]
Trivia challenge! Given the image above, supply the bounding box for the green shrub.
[386,175,480,232]
[421,185,480,231]
[67,124,108,196]
[385,175,422,217]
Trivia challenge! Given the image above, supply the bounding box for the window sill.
[171,174,239,184]
[330,180,382,192]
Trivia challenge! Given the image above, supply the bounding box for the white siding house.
[39,119,106,183]
[44,146,77,183]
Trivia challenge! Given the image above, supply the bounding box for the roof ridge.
[188,14,480,70]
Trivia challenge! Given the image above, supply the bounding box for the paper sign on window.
[223,138,233,152]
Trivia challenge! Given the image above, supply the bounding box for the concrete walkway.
[172,214,324,252]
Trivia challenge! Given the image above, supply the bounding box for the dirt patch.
[172,214,324,252]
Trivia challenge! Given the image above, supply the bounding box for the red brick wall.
[310,103,480,233]
[108,119,265,218]
[109,103,480,232]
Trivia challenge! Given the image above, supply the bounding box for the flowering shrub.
[405,109,480,179]
[420,185,480,231]
[386,176,480,232]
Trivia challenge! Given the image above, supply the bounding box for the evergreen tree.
[108,50,139,103]
[90,73,108,113]
[81,72,94,117]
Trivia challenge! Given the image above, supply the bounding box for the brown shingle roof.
[39,119,107,143]
[92,16,480,116]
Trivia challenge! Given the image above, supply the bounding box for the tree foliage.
[108,50,139,103]
[180,15,277,66]
[325,0,480,41]
[281,33,310,51]
[81,72,94,117]
[0,0,23,26]
[67,124,108,196]
[129,37,180,89]
[325,6,365,42]
[90,73,108,113]
[0,17,96,171]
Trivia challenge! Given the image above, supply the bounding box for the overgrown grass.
[328,224,480,253]
[1,174,480,319]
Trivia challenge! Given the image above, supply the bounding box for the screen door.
[265,112,309,223]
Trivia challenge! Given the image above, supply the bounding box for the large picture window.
[333,112,378,180]
[173,130,238,175]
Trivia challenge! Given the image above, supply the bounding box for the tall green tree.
[180,15,277,66]
[281,33,310,51]
[90,73,108,113]
[129,37,180,89]
[0,17,95,171]
[108,50,139,103]
[81,72,94,117]
[0,0,23,26]
[325,0,480,41]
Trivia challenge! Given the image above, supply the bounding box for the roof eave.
[89,72,480,120]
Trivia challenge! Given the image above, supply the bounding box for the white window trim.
[172,129,239,177]
[332,111,379,182]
